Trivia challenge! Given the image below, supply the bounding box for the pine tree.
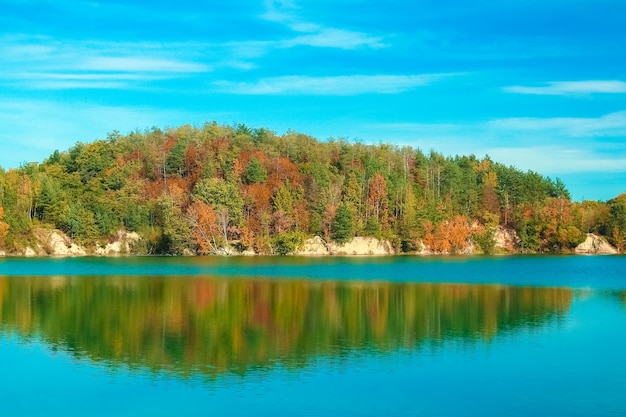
[331,205,353,243]
[244,158,267,184]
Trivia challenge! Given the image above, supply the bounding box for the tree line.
[0,122,624,254]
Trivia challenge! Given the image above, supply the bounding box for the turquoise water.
[2,255,626,288]
[1,256,625,416]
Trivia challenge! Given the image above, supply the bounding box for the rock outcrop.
[24,246,39,257]
[298,236,394,256]
[329,237,394,255]
[575,233,618,255]
[94,230,141,256]
[34,228,87,256]
[297,236,330,255]
[8,228,142,257]
[494,226,518,253]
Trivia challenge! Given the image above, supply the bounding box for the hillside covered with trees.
[0,122,624,255]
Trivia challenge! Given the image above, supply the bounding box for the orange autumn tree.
[367,172,389,228]
[187,199,219,254]
[447,215,471,253]
[423,215,471,254]
[242,183,272,235]
[540,197,583,251]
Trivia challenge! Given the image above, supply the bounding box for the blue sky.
[1,0,625,201]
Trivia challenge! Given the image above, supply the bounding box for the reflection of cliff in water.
[0,276,571,377]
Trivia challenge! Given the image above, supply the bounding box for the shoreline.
[0,230,619,258]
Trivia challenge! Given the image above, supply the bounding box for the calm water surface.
[1,256,625,416]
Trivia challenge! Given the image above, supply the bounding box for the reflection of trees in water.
[0,276,571,377]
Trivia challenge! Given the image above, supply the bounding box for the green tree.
[166,139,186,176]
[271,231,304,255]
[193,178,244,224]
[152,193,193,255]
[605,197,626,251]
[363,217,381,239]
[331,205,353,243]
[244,158,267,184]
[58,203,99,242]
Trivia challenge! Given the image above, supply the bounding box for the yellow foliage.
[422,215,471,254]
[0,206,9,246]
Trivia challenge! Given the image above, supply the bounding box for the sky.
[1,0,625,201]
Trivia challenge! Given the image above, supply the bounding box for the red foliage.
[242,183,272,234]
[163,136,178,154]
[266,157,302,191]
[212,137,230,155]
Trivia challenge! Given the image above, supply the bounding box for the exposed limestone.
[94,230,141,256]
[297,236,394,256]
[34,228,86,256]
[495,226,518,253]
[457,241,476,255]
[298,236,330,255]
[0,250,5,257]
[414,240,432,255]
[24,247,38,257]
[26,227,142,257]
[575,233,618,255]
[328,237,394,255]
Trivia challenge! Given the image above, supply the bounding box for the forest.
[0,122,624,255]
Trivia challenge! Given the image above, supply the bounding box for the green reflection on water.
[0,276,571,378]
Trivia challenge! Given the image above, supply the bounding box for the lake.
[1,255,625,416]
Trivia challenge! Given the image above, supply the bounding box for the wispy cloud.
[79,57,207,73]
[0,36,210,90]
[504,80,626,96]
[486,111,626,137]
[261,0,386,50]
[283,28,385,50]
[214,74,454,95]
[261,0,297,23]
[487,146,626,174]
[3,71,168,90]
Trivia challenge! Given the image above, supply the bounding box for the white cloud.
[504,80,626,95]
[214,73,453,95]
[486,111,626,137]
[487,146,626,174]
[284,28,386,49]
[28,80,128,90]
[261,0,297,23]
[0,36,210,90]
[260,0,386,50]
[79,57,208,73]
[2,70,171,90]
